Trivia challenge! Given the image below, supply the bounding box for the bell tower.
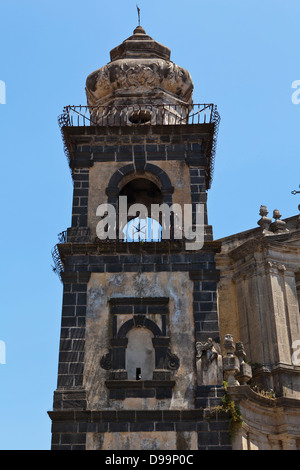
[49,25,231,451]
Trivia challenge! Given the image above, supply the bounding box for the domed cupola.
[85,26,194,125]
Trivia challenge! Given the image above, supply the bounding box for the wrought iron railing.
[51,228,91,280]
[58,103,220,188]
[51,244,64,280]
[58,103,219,128]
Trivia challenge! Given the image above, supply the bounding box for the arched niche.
[102,298,179,399]
[125,327,155,380]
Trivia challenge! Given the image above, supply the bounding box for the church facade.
[217,209,300,449]
[48,26,300,450]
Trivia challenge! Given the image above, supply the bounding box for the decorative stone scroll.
[166,349,180,371]
[100,350,112,370]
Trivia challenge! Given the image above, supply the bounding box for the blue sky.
[0,0,299,450]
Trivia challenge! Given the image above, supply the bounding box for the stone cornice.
[228,232,300,265]
[229,239,261,262]
[228,384,300,410]
[231,258,298,281]
[57,239,222,257]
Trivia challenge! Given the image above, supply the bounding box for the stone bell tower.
[49,25,231,450]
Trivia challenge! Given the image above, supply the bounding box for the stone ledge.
[57,239,221,256]
[228,384,300,409]
[105,380,176,389]
[48,408,227,423]
[108,297,169,305]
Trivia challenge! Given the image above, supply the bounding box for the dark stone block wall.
[49,409,232,451]
[49,124,231,450]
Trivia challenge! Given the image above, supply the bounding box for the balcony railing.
[58,103,219,128]
[51,228,91,280]
[58,102,220,189]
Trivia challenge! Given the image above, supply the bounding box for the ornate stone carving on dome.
[86,59,193,107]
[126,64,156,87]
[85,26,194,123]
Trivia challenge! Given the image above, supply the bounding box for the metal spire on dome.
[136,5,141,26]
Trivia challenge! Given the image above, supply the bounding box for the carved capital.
[265,261,286,274]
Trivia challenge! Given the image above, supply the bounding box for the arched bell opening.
[105,164,175,241]
[119,177,164,242]
[120,177,163,208]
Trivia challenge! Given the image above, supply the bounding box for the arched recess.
[105,163,174,205]
[105,164,174,239]
[125,328,155,380]
[100,316,179,380]
[101,298,180,397]
[117,316,162,339]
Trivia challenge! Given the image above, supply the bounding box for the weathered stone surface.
[84,271,195,410]
[195,338,223,386]
[216,215,300,449]
[86,431,198,451]
[86,27,193,114]
[50,23,229,451]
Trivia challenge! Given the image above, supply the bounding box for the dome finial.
[134,5,146,34]
[133,25,146,35]
[136,4,141,26]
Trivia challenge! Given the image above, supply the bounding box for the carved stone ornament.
[222,335,252,386]
[257,204,272,233]
[85,27,193,109]
[195,337,223,386]
[266,261,286,273]
[235,341,252,385]
[222,335,240,386]
[166,349,180,371]
[86,59,193,106]
[270,209,289,233]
